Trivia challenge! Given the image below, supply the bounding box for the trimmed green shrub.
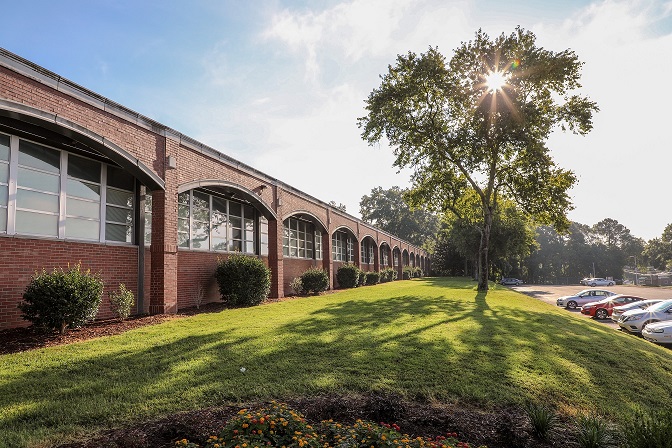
[380,267,397,282]
[216,254,271,307]
[358,270,368,286]
[365,271,380,285]
[336,264,360,289]
[413,267,423,278]
[622,408,672,448]
[402,266,413,280]
[108,283,135,320]
[300,267,329,294]
[18,263,104,334]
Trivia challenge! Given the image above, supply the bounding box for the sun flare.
[485,71,507,92]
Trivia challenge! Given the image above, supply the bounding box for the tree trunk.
[478,211,493,291]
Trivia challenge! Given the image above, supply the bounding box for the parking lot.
[509,284,672,330]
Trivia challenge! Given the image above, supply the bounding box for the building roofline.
[0,47,427,254]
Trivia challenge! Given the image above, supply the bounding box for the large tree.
[359,28,598,290]
[359,186,439,248]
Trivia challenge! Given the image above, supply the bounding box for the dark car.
[500,278,523,286]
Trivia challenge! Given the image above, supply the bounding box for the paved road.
[508,284,672,329]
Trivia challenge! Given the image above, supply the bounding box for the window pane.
[144,212,152,246]
[19,141,60,173]
[245,219,254,231]
[0,163,8,184]
[16,210,58,236]
[67,178,100,201]
[212,219,227,238]
[231,228,242,240]
[106,206,133,224]
[178,218,189,233]
[144,193,152,213]
[66,218,99,240]
[107,166,134,190]
[18,167,60,193]
[0,185,7,206]
[17,189,59,213]
[178,204,189,218]
[0,134,9,160]
[68,155,101,183]
[178,232,189,248]
[67,197,100,219]
[245,241,254,254]
[106,223,131,242]
[212,238,227,251]
[191,220,209,249]
[193,191,209,209]
[230,217,241,229]
[243,205,254,219]
[229,240,242,252]
[212,196,227,213]
[229,201,241,217]
[0,207,6,232]
[178,192,189,205]
[106,188,133,207]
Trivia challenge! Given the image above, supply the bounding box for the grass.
[1,277,671,447]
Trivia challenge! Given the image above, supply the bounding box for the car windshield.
[647,300,672,312]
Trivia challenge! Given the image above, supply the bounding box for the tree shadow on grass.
[1,287,672,446]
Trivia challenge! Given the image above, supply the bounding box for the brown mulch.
[2,302,578,448]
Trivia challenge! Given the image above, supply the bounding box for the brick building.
[0,48,429,330]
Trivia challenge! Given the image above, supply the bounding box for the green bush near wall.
[336,264,360,289]
[216,254,271,307]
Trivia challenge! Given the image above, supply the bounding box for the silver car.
[642,321,672,345]
[611,299,663,322]
[618,299,672,333]
[556,289,616,310]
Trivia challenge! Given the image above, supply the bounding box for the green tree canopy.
[359,186,439,248]
[359,28,598,290]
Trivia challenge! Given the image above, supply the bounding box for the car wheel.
[595,309,608,320]
[590,282,596,287]
[567,300,578,310]
[608,282,614,286]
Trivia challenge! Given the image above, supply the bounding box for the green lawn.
[1,277,671,447]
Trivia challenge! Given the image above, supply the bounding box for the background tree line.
[361,186,672,284]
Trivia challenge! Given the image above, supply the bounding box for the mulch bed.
[2,302,577,448]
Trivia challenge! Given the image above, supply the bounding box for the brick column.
[268,218,283,298]
[150,138,179,314]
[323,231,333,289]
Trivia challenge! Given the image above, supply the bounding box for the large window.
[361,239,375,264]
[332,230,354,262]
[0,132,138,243]
[283,217,322,259]
[177,189,261,255]
[380,245,389,267]
[393,249,399,267]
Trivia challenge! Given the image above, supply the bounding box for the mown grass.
[1,277,671,447]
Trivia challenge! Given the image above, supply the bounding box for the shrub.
[525,402,556,441]
[300,267,329,294]
[108,283,135,320]
[380,267,397,282]
[413,267,423,278]
[358,270,368,286]
[336,264,360,289]
[18,263,104,334]
[576,414,613,448]
[365,271,380,285]
[215,253,271,307]
[622,408,672,448]
[290,276,304,295]
[402,267,413,280]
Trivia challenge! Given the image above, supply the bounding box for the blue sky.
[2,0,671,241]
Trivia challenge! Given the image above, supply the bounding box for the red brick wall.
[283,258,319,294]
[0,236,138,330]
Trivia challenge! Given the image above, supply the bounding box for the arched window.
[283,217,322,259]
[177,188,266,255]
[332,230,354,262]
[0,132,138,243]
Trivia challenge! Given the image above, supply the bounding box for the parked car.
[618,299,672,333]
[585,278,615,287]
[611,299,663,322]
[580,294,645,320]
[580,277,591,285]
[556,289,617,310]
[500,278,523,286]
[642,321,672,345]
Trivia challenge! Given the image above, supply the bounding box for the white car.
[585,278,615,287]
[618,299,672,333]
[642,321,672,345]
[611,299,663,322]
[556,289,616,310]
